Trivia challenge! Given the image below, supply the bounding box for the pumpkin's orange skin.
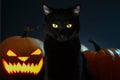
[0,36,44,56]
[83,48,120,80]
[0,36,44,80]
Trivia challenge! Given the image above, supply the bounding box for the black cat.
[43,4,91,80]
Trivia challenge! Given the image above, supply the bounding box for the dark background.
[1,0,120,50]
[0,0,1,40]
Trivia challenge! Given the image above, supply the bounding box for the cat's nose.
[60,35,64,39]
[59,29,66,34]
[59,26,66,30]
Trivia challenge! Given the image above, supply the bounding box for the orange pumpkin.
[0,27,45,80]
[83,40,120,80]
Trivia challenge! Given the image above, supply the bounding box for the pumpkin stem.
[21,26,40,38]
[22,26,30,37]
[89,39,101,51]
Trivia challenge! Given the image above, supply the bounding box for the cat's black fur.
[43,4,91,80]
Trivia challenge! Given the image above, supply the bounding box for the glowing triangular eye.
[31,49,42,55]
[7,50,17,57]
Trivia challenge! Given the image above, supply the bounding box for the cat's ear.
[43,4,51,15]
[73,4,80,15]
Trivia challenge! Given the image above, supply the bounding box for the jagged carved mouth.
[2,58,43,75]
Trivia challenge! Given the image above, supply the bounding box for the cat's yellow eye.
[66,24,72,28]
[52,24,58,28]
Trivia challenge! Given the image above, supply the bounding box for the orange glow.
[7,50,17,57]
[2,58,44,75]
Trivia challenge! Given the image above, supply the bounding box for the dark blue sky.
[2,0,120,50]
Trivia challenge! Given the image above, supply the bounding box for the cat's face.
[43,4,80,42]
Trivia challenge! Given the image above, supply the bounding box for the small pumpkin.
[0,27,44,80]
[83,40,120,80]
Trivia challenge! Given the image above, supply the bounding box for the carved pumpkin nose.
[18,57,29,62]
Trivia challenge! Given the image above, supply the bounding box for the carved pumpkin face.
[0,36,44,75]
[2,48,43,75]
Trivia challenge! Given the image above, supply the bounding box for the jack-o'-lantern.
[0,27,44,80]
[83,39,120,80]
